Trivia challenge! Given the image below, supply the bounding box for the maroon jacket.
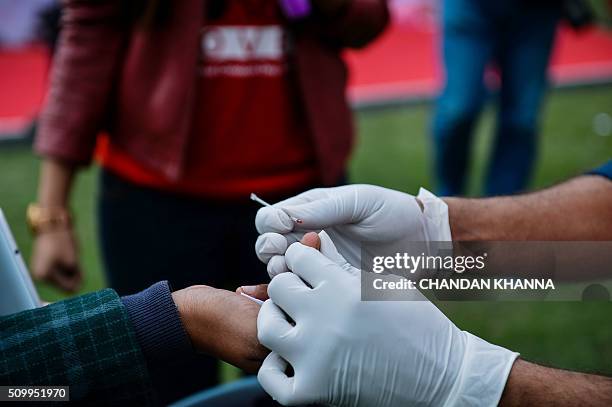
[35,0,389,185]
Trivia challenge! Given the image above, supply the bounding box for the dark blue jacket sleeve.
[121,281,193,366]
[0,289,156,405]
[121,281,196,404]
[586,160,612,180]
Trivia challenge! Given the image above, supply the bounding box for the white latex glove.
[255,185,451,277]
[257,231,518,407]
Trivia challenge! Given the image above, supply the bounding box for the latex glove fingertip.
[256,207,294,234]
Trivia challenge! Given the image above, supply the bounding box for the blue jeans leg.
[485,8,559,195]
[433,0,493,196]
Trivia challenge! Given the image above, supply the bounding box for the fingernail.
[241,285,257,295]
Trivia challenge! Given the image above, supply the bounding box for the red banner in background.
[0,44,49,136]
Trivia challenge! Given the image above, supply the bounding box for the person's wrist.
[123,282,193,362]
[122,281,194,404]
[443,197,463,240]
[444,197,486,241]
[172,286,217,354]
[498,359,529,406]
[172,288,196,345]
[26,203,72,236]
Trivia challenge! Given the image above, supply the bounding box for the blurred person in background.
[0,0,58,49]
[28,0,388,396]
[37,1,62,52]
[432,0,570,196]
[0,0,60,140]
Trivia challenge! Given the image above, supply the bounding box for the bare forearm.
[31,158,81,293]
[500,359,612,406]
[445,175,612,241]
[37,158,76,208]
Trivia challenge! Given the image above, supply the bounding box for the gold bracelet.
[26,204,72,235]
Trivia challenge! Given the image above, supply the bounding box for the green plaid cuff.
[0,289,156,405]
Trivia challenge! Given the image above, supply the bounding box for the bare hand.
[172,285,269,373]
[31,227,82,293]
[236,284,269,302]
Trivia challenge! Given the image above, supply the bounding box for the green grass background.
[1,85,611,377]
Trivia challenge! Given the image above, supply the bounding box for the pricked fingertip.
[300,231,321,251]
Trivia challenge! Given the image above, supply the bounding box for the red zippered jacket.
[35,0,389,185]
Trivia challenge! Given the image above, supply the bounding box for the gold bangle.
[26,204,72,235]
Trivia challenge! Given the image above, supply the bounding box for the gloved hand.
[255,185,451,277]
[257,232,518,407]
